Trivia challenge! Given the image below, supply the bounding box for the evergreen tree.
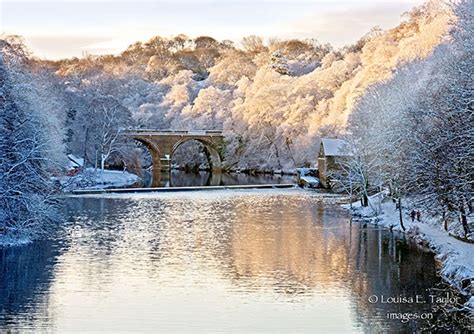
[270,50,290,75]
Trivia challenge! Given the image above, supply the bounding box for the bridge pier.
[156,142,174,172]
[208,171,222,186]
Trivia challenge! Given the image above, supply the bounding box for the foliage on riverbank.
[0,42,63,246]
[332,0,473,242]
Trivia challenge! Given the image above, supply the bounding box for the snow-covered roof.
[320,138,351,157]
[67,154,84,167]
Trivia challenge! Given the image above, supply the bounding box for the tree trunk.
[101,153,106,171]
[362,194,368,207]
[398,197,406,231]
[274,144,281,169]
[349,186,353,210]
[442,211,448,231]
[459,201,469,238]
[83,127,89,168]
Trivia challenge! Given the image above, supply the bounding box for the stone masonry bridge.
[123,129,225,186]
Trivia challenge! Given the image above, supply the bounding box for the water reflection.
[0,190,457,332]
[138,170,295,188]
[0,242,59,331]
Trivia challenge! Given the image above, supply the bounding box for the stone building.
[318,138,351,188]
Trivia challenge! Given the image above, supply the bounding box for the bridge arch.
[133,137,163,186]
[133,137,162,170]
[172,138,222,170]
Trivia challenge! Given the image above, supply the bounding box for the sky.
[1,0,425,60]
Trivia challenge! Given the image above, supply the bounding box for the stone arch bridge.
[123,129,225,186]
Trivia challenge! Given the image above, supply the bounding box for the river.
[136,170,296,188]
[0,189,463,332]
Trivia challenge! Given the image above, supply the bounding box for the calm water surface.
[136,170,296,188]
[0,190,446,332]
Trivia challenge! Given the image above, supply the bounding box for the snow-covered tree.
[339,0,473,237]
[0,40,62,243]
[270,50,290,75]
[3,0,459,176]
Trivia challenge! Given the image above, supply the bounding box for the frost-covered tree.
[181,86,233,129]
[270,50,290,75]
[338,0,473,237]
[70,93,132,169]
[405,0,473,236]
[241,35,267,54]
[7,0,457,174]
[207,49,256,88]
[0,40,62,243]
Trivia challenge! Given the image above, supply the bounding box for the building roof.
[320,138,352,157]
[67,154,84,167]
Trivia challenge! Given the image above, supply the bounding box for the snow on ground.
[56,168,141,191]
[343,192,474,315]
[299,176,319,186]
[296,168,319,188]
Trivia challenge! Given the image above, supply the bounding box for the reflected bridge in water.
[135,170,296,189]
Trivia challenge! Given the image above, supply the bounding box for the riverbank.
[343,193,474,316]
[55,168,141,191]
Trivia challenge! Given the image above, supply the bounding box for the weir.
[69,184,296,195]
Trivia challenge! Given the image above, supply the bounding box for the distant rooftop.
[320,138,352,157]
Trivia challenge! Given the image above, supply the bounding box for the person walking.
[416,210,421,222]
[410,209,416,222]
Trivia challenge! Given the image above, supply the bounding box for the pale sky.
[0,0,425,60]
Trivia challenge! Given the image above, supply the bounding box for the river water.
[0,189,458,332]
[137,170,296,188]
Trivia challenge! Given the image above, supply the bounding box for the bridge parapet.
[123,129,223,137]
